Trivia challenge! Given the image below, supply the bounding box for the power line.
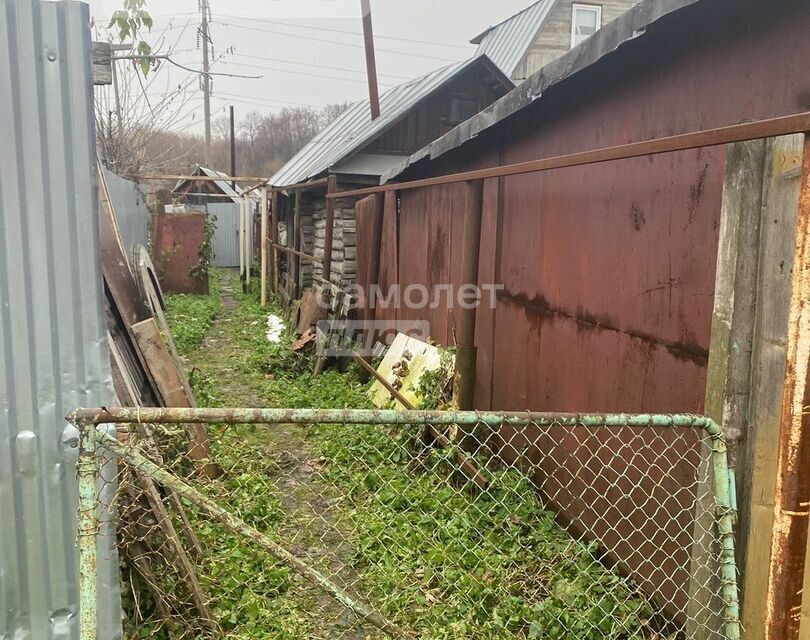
[215,21,463,63]
[102,11,476,51]
[215,92,331,110]
[216,13,476,50]
[227,52,410,81]
[214,59,395,87]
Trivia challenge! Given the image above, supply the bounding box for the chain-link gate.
[69,408,740,640]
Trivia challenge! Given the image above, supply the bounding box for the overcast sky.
[88,0,532,134]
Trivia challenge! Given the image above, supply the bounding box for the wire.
[215,21,463,63]
[216,13,476,50]
[213,59,394,87]
[102,11,476,51]
[215,92,332,110]
[227,52,410,81]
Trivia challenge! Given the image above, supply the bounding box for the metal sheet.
[271,57,511,188]
[102,166,148,259]
[206,201,251,268]
[382,0,704,183]
[0,1,121,638]
[470,0,556,79]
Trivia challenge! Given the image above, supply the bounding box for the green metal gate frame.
[68,408,741,640]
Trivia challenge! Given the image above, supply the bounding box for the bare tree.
[239,111,263,146]
[213,115,231,141]
[321,102,350,127]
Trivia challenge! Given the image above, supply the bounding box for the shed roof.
[383,0,701,183]
[173,165,259,203]
[470,0,557,79]
[270,55,512,188]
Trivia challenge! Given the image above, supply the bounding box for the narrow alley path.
[178,270,378,640]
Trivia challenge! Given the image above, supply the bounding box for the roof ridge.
[470,0,552,44]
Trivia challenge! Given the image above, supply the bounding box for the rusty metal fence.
[69,408,740,640]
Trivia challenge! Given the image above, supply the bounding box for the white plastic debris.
[266,314,285,344]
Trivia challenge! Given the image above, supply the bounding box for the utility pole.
[201,0,212,166]
[229,105,236,189]
[360,0,381,120]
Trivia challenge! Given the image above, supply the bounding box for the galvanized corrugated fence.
[206,202,250,268]
[102,167,149,261]
[0,1,121,638]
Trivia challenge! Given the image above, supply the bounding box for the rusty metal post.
[765,134,810,640]
[77,420,97,640]
[293,190,301,298]
[360,0,380,120]
[322,175,338,293]
[260,187,268,306]
[453,180,485,410]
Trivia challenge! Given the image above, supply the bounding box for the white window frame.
[571,3,603,48]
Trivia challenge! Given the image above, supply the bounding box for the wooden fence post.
[260,187,268,307]
[703,134,808,639]
[764,134,810,640]
[293,190,301,298]
[453,179,484,410]
[271,191,280,294]
[323,175,337,292]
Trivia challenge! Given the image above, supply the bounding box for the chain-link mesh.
[82,412,737,640]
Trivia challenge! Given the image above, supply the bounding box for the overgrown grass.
[160,272,652,640]
[163,270,223,355]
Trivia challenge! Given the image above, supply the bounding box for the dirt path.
[181,272,376,640]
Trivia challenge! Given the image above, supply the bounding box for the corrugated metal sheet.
[471,0,556,79]
[383,0,701,184]
[174,166,258,203]
[0,1,121,639]
[206,202,251,268]
[271,57,491,187]
[103,167,148,260]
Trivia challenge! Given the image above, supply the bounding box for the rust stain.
[765,136,810,640]
[687,163,709,226]
[499,291,709,366]
[629,202,646,231]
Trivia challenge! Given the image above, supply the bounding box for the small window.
[571,3,602,48]
[447,96,479,125]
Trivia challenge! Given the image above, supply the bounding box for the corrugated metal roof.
[173,166,251,203]
[383,0,699,184]
[271,56,508,188]
[471,0,557,79]
[0,1,121,639]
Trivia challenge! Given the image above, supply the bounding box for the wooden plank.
[739,134,805,639]
[92,42,112,85]
[293,191,301,297]
[261,187,268,306]
[697,139,768,638]
[271,191,280,294]
[801,539,810,640]
[764,135,810,640]
[131,318,216,478]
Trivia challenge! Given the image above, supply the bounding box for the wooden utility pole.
[360,0,380,120]
[201,0,212,166]
[229,105,236,190]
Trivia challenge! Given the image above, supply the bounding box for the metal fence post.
[77,420,98,640]
[706,419,742,640]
